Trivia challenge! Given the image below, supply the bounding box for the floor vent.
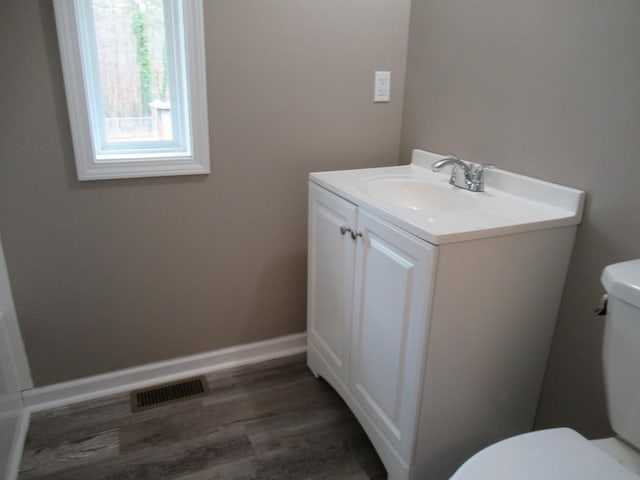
[131,376,209,412]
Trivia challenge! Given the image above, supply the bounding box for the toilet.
[451,259,640,479]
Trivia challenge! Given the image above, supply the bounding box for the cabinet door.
[307,184,357,385]
[350,209,436,460]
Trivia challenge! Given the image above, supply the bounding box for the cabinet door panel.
[350,209,436,460]
[308,184,357,384]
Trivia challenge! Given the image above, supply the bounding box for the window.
[53,0,209,181]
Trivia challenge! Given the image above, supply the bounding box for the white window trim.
[53,0,210,181]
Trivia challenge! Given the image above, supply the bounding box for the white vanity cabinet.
[307,151,585,480]
[308,182,438,478]
[308,183,436,467]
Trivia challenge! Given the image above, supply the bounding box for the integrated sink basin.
[360,176,479,212]
[309,149,585,245]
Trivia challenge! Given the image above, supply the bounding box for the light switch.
[374,71,391,103]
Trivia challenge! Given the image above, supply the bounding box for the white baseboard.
[22,332,307,413]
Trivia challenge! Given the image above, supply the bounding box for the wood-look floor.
[19,354,387,479]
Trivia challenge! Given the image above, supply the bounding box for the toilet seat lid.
[451,428,639,480]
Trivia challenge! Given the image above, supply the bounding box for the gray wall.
[401,0,640,437]
[0,0,411,386]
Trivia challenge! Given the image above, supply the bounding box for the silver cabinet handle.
[340,225,362,240]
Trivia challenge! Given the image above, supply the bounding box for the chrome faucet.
[431,154,494,192]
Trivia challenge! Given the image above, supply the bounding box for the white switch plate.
[374,71,391,103]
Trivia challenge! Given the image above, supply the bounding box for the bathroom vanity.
[307,149,585,479]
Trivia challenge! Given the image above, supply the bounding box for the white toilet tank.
[601,259,640,450]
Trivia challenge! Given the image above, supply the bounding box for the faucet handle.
[470,163,495,176]
[468,163,495,192]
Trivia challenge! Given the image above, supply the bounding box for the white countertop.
[309,149,585,245]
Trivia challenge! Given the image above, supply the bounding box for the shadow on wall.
[535,205,618,438]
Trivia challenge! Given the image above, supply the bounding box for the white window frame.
[53,0,210,181]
